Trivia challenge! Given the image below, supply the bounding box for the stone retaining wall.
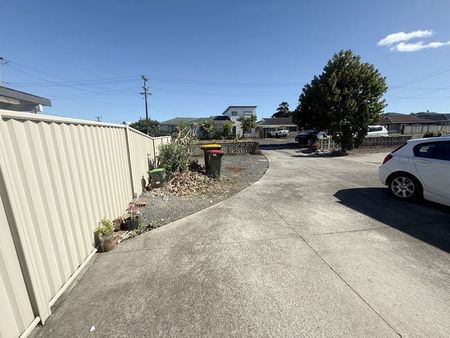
[191,141,260,155]
[360,136,411,147]
[317,136,412,152]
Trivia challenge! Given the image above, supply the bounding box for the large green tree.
[129,118,160,136]
[272,102,291,118]
[293,50,387,151]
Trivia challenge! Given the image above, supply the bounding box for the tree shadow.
[334,188,450,252]
[259,142,299,150]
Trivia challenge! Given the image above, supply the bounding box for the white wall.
[223,107,256,122]
[222,107,257,137]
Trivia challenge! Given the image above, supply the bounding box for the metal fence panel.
[0,192,36,338]
[127,128,170,195]
[0,110,170,336]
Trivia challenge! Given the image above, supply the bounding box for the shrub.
[96,218,114,235]
[158,143,190,173]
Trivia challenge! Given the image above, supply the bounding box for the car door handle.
[416,159,430,164]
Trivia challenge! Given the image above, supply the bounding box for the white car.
[268,129,289,138]
[367,125,389,137]
[378,136,450,206]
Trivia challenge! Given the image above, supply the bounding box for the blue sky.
[1,0,450,123]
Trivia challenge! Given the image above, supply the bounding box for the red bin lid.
[207,150,224,155]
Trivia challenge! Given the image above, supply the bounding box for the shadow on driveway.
[259,142,299,150]
[334,187,450,252]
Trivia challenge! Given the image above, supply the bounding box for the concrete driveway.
[33,149,450,337]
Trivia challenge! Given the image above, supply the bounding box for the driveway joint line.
[109,234,301,254]
[256,192,403,337]
[307,225,389,237]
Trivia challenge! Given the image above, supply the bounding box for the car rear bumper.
[378,166,391,185]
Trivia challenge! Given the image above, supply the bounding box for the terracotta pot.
[99,232,115,252]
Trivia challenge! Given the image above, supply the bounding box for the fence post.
[124,125,136,198]
[152,138,156,164]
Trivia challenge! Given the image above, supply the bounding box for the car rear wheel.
[389,174,422,200]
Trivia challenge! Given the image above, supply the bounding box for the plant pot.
[123,218,139,230]
[99,232,115,252]
[149,168,166,187]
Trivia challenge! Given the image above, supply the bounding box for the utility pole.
[0,57,7,85]
[95,116,102,122]
[140,75,151,135]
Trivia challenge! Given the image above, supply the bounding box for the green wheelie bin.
[207,150,224,179]
[200,144,221,173]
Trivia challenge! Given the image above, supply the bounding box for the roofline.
[160,117,211,124]
[407,136,450,143]
[0,86,51,106]
[222,106,257,115]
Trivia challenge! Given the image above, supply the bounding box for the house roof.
[0,85,51,106]
[213,115,231,121]
[382,113,433,124]
[413,112,450,122]
[222,106,257,115]
[258,117,296,126]
[160,117,211,125]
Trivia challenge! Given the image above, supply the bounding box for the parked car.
[268,128,289,138]
[295,130,328,144]
[378,136,450,206]
[367,125,388,137]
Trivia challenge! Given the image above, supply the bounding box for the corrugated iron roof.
[258,117,295,126]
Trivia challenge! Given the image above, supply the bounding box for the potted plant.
[95,218,115,252]
[123,203,140,230]
[148,167,166,187]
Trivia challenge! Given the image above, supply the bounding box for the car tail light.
[382,154,393,164]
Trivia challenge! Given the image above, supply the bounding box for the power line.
[5,77,139,87]
[4,63,103,94]
[150,75,303,87]
[390,65,450,89]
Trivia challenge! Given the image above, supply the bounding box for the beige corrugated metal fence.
[0,110,170,337]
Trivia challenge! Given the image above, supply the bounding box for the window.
[231,111,238,116]
[434,142,450,161]
[414,141,450,161]
[414,143,438,159]
[243,111,253,116]
[368,126,382,132]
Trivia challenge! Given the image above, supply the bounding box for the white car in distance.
[268,128,290,138]
[367,125,389,137]
[378,136,450,206]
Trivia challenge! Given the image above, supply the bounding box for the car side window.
[433,142,450,161]
[414,143,438,159]
[414,141,450,161]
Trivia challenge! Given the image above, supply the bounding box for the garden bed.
[136,153,268,231]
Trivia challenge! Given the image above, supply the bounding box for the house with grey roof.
[257,117,298,138]
[381,112,450,135]
[159,117,210,134]
[0,85,51,113]
[413,112,450,125]
[160,116,231,138]
[159,106,257,138]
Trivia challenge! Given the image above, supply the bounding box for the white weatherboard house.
[222,105,257,137]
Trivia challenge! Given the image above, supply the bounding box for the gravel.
[138,153,268,231]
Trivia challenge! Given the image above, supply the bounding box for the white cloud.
[378,30,433,46]
[378,29,450,52]
[392,40,450,52]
